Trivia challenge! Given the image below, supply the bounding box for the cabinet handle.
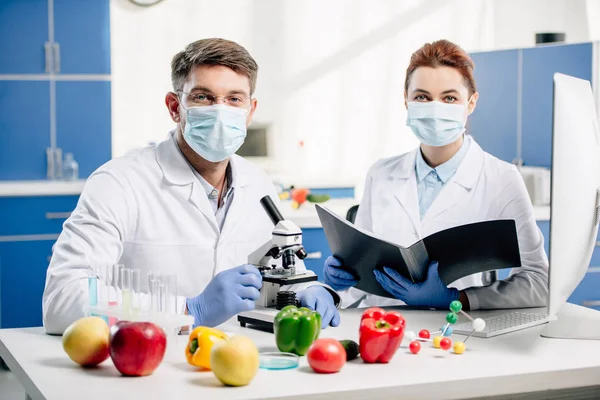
[582,300,600,307]
[305,252,322,259]
[44,42,53,73]
[45,212,71,220]
[53,43,61,73]
[595,242,600,247]
[589,267,600,273]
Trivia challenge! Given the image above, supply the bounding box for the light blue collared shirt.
[175,137,235,231]
[191,164,235,232]
[415,137,470,219]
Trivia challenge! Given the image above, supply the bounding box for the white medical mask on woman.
[406,101,468,147]
[182,104,248,162]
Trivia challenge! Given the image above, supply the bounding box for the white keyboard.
[453,312,551,338]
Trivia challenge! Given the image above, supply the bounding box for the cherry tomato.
[307,338,346,374]
[409,341,421,354]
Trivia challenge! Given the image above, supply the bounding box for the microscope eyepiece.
[260,195,284,226]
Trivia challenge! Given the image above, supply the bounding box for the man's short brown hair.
[171,38,258,95]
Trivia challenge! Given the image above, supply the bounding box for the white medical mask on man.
[406,100,470,147]
[181,104,248,162]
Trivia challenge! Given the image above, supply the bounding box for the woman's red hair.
[405,40,477,95]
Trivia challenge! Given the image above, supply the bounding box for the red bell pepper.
[359,308,405,363]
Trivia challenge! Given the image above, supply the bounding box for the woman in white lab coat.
[324,39,548,310]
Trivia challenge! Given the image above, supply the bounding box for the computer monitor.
[541,73,600,339]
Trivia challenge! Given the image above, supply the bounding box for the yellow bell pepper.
[186,327,228,369]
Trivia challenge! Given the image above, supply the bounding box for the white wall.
[489,0,590,50]
[110,0,592,186]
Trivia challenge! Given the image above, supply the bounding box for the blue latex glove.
[297,286,340,329]
[373,262,459,309]
[323,256,357,291]
[186,264,262,327]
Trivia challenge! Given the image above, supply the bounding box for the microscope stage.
[238,308,280,333]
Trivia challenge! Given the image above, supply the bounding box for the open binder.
[315,204,522,298]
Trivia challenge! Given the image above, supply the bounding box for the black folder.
[315,205,522,299]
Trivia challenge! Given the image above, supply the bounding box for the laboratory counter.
[1,304,600,400]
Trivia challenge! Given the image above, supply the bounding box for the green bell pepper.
[274,305,321,356]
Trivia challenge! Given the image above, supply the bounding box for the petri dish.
[259,352,299,370]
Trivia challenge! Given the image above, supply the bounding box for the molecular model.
[404,300,486,355]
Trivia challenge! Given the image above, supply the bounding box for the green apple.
[62,316,109,367]
[210,335,259,386]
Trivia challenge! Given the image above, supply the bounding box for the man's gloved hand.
[296,286,340,329]
[373,262,459,309]
[186,264,262,327]
[323,256,357,291]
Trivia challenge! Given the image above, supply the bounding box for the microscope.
[237,195,318,331]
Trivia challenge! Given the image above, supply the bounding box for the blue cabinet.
[0,0,110,75]
[54,0,111,74]
[0,194,79,328]
[56,81,112,177]
[0,196,79,236]
[537,220,550,257]
[0,81,51,180]
[521,43,593,168]
[308,188,355,199]
[0,1,112,180]
[469,42,595,168]
[0,0,49,74]
[469,50,520,164]
[302,228,331,280]
[569,269,600,311]
[0,240,55,328]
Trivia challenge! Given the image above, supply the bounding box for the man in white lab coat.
[42,38,340,334]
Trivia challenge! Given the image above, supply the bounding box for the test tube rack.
[85,305,194,334]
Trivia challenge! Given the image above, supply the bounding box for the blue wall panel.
[468,49,519,163]
[521,43,593,168]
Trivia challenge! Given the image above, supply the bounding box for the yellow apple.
[62,316,110,367]
[210,335,259,386]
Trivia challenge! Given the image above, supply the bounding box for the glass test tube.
[159,280,167,313]
[110,264,123,307]
[164,273,177,313]
[151,278,160,312]
[121,268,132,312]
[95,265,109,323]
[95,265,109,307]
[132,269,141,312]
[88,270,98,308]
[147,272,155,312]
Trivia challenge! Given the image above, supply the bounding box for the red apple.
[109,321,167,377]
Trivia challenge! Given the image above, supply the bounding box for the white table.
[2,305,600,400]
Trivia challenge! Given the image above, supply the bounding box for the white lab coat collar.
[155,131,251,189]
[155,131,253,235]
[449,135,484,191]
[390,135,483,187]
